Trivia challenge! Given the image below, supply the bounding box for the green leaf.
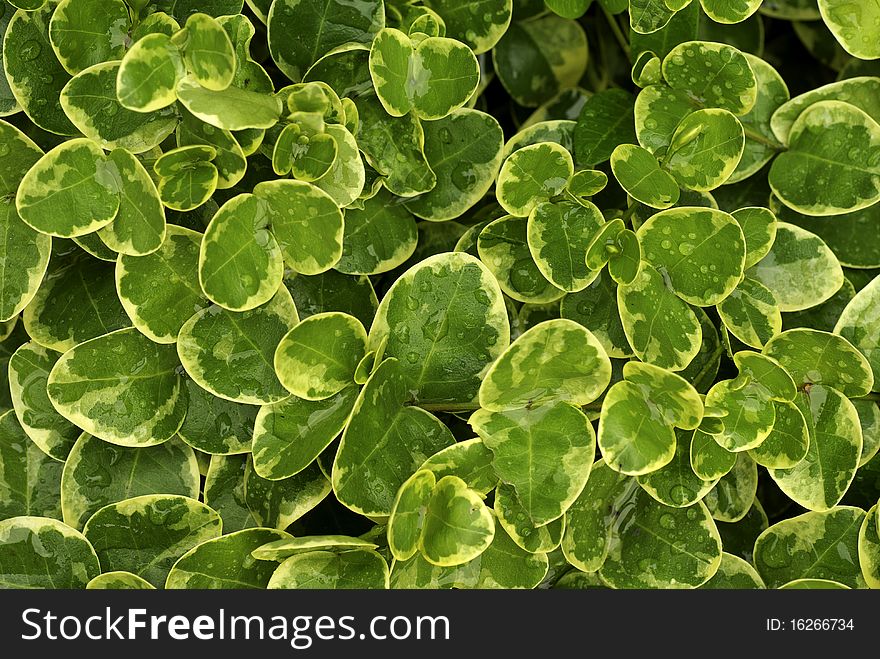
[610,144,680,209]
[599,487,722,588]
[390,518,548,589]
[0,516,99,588]
[177,109,246,189]
[0,411,62,519]
[764,328,874,397]
[478,215,565,304]
[48,0,129,75]
[405,109,504,221]
[769,386,863,511]
[749,401,810,468]
[116,225,211,344]
[203,455,256,533]
[252,535,378,561]
[177,286,299,405]
[285,270,377,329]
[561,458,630,571]
[117,33,185,112]
[179,13,236,91]
[599,362,703,475]
[663,109,745,191]
[629,0,676,34]
[560,271,633,358]
[769,101,880,216]
[637,429,717,507]
[60,62,177,155]
[493,15,587,107]
[177,379,258,455]
[0,199,49,323]
[748,222,844,313]
[82,494,222,587]
[369,252,509,405]
[3,5,76,135]
[312,124,366,207]
[834,275,880,390]
[86,571,155,589]
[60,434,199,530]
[419,439,498,497]
[166,528,291,589]
[244,459,330,529]
[176,75,281,132]
[47,328,187,446]
[16,139,119,238]
[754,506,867,588]
[638,207,746,305]
[705,379,776,451]
[704,452,758,522]
[8,342,78,461]
[818,0,880,60]
[854,400,880,466]
[388,469,435,561]
[274,312,366,400]
[717,276,782,349]
[472,402,594,525]
[252,387,356,480]
[699,552,765,589]
[727,55,789,184]
[609,229,643,286]
[421,475,495,566]
[98,149,166,256]
[732,207,777,268]
[859,503,880,589]
[198,193,283,312]
[503,119,576,159]
[357,96,437,197]
[268,549,389,589]
[422,0,511,54]
[700,0,761,24]
[337,189,417,275]
[526,200,603,292]
[493,482,564,554]
[332,359,455,516]
[370,28,480,121]
[23,249,130,352]
[253,179,344,275]
[267,0,384,82]
[618,263,703,370]
[497,142,574,217]
[770,77,880,145]
[158,162,218,212]
[479,318,611,411]
[690,428,737,480]
[662,40,757,115]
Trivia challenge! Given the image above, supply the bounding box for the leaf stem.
[742,127,785,151]
[600,5,631,62]
[855,392,880,404]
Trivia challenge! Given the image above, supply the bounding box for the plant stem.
[856,392,880,404]
[742,127,785,151]
[601,5,631,62]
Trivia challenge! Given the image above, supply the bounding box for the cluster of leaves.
[1,0,880,591]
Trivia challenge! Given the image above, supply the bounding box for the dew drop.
[20,40,41,62]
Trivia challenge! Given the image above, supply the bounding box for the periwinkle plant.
[0,0,879,590]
